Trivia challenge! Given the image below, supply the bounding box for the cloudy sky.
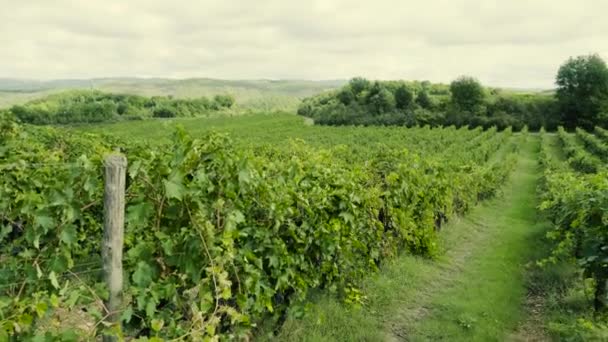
[1,0,606,88]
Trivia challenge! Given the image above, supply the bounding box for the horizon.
[0,76,553,91]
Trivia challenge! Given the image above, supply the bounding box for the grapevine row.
[557,126,603,173]
[538,128,608,313]
[575,127,608,161]
[594,126,608,143]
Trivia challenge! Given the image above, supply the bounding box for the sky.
[1,0,607,88]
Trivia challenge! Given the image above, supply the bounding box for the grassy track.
[274,135,548,341]
[545,132,566,162]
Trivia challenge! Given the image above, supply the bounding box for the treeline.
[298,77,558,130]
[299,54,608,130]
[6,90,235,124]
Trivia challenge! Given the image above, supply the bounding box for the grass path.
[275,135,549,341]
[545,132,566,162]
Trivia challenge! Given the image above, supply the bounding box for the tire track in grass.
[398,135,546,341]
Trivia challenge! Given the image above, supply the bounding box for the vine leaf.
[48,271,60,289]
[164,171,185,201]
[132,261,154,287]
[60,225,77,245]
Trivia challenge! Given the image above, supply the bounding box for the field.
[0,78,345,111]
[1,112,607,340]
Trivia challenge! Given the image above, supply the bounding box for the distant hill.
[0,78,346,111]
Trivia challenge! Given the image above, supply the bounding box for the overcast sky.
[1,0,607,88]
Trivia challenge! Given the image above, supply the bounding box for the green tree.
[415,90,433,109]
[213,94,235,108]
[450,76,485,113]
[367,82,395,114]
[556,54,608,129]
[349,77,371,96]
[394,85,413,110]
[337,88,355,105]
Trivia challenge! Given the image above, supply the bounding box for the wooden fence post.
[102,154,127,341]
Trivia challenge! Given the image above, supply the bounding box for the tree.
[153,107,176,118]
[415,90,432,109]
[349,77,371,96]
[337,88,355,105]
[213,94,235,109]
[450,76,485,113]
[394,85,413,110]
[556,54,608,129]
[366,82,395,114]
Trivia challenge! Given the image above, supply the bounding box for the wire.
[0,268,104,289]
[0,162,100,169]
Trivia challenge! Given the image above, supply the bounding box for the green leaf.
[238,169,250,185]
[265,298,273,313]
[34,215,54,230]
[66,290,80,307]
[120,306,133,323]
[18,313,33,328]
[164,171,185,201]
[88,307,102,321]
[339,212,355,224]
[151,318,164,332]
[59,330,79,342]
[50,294,60,308]
[36,263,43,279]
[60,225,78,245]
[126,202,153,228]
[128,159,142,178]
[35,301,48,318]
[146,300,156,318]
[0,225,12,241]
[30,333,47,342]
[132,261,154,287]
[232,210,245,224]
[48,271,60,289]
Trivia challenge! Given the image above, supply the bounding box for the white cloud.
[0,0,606,88]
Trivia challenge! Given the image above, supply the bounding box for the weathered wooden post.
[102,154,127,341]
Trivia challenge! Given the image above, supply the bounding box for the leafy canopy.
[556,54,608,129]
[450,76,485,113]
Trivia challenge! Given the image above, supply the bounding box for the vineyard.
[2,0,608,339]
[1,111,608,340]
[0,112,521,340]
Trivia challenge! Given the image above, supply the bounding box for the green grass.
[411,135,544,341]
[545,132,566,162]
[73,113,309,146]
[268,135,551,341]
